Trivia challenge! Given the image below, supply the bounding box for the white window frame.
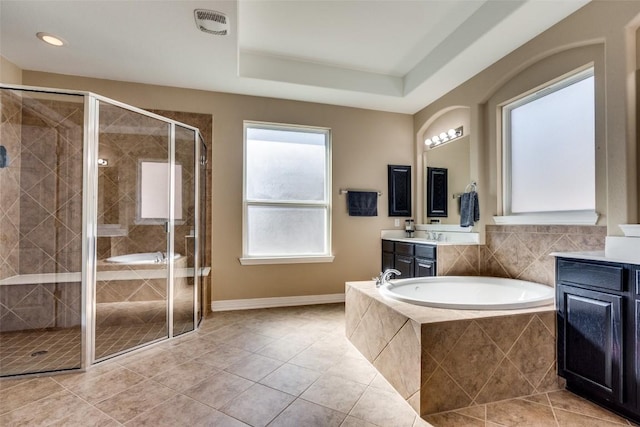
[240,121,333,265]
[495,67,598,225]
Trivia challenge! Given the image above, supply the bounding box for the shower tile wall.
[96,104,169,259]
[0,89,22,280]
[18,98,84,275]
[0,94,84,334]
[148,109,213,269]
[149,109,213,312]
[96,109,211,266]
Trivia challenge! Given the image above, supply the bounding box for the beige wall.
[21,71,413,301]
[414,1,640,235]
[0,56,22,85]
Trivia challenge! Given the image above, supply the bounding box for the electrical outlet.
[394,219,400,227]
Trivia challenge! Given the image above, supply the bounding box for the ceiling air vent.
[194,9,229,36]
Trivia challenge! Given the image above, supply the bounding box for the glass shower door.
[94,102,170,361]
[172,125,196,336]
[0,88,85,376]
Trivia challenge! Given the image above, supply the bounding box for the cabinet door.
[636,297,639,411]
[414,258,435,277]
[557,284,623,404]
[636,270,640,411]
[382,251,394,272]
[394,255,414,279]
[388,165,411,216]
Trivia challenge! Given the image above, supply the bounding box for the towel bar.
[339,189,383,196]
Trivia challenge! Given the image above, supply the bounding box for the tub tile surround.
[437,245,480,276]
[482,225,607,286]
[384,225,606,282]
[345,281,561,418]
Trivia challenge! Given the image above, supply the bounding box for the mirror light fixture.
[36,32,65,47]
[425,126,463,149]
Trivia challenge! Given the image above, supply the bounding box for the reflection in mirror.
[427,167,448,217]
[424,136,470,224]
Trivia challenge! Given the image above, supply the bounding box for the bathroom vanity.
[382,239,437,278]
[554,254,640,422]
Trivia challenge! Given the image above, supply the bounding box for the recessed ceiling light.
[36,32,65,47]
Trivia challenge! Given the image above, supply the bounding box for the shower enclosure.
[0,85,207,377]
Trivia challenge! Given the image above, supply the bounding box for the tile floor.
[0,303,638,427]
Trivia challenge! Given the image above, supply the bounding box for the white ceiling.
[0,0,590,114]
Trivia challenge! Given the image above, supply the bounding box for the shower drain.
[31,350,48,357]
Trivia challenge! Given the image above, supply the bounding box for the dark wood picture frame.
[426,167,448,217]
[388,165,411,217]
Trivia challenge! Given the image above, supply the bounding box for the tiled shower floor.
[0,321,194,376]
[0,303,637,426]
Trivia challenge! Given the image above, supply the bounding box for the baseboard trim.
[211,293,345,312]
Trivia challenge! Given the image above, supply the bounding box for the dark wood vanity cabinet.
[556,258,639,422]
[632,267,640,413]
[381,240,436,278]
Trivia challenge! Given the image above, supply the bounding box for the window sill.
[493,211,599,225]
[239,255,335,266]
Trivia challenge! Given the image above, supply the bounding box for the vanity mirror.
[417,106,472,226]
[423,132,470,224]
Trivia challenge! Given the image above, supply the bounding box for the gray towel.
[347,191,378,216]
[460,191,479,227]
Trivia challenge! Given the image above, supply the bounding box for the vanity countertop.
[381,229,480,246]
[382,236,476,246]
[550,250,640,266]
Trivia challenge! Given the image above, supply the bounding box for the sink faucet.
[426,232,443,241]
[375,269,401,288]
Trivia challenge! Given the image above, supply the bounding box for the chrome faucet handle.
[376,269,401,287]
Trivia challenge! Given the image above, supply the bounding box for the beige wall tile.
[440,322,504,398]
[421,367,472,414]
[373,320,421,398]
[507,316,556,387]
[474,358,535,404]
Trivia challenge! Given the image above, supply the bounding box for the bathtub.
[105,252,181,265]
[379,276,554,310]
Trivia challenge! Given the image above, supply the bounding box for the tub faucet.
[375,269,401,288]
[154,251,165,263]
